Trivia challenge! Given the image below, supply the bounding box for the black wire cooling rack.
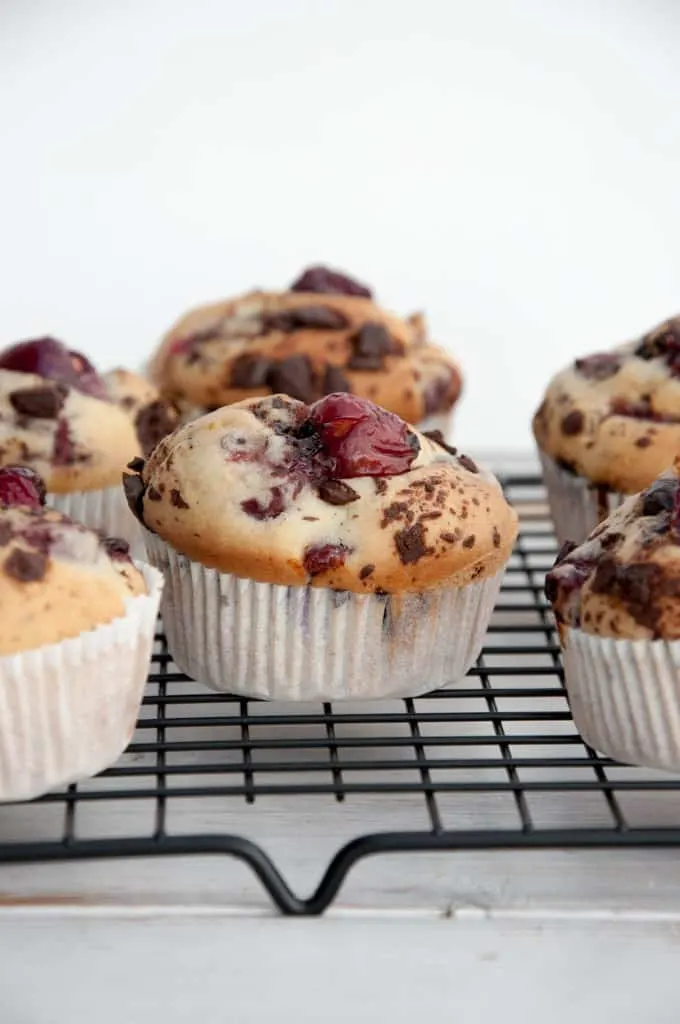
[2,474,680,915]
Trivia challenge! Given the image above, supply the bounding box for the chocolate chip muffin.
[131,392,516,700]
[0,465,163,801]
[149,265,462,433]
[545,461,680,770]
[533,314,680,544]
[0,336,178,547]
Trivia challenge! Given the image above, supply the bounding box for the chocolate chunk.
[127,456,145,473]
[10,385,66,419]
[462,535,476,549]
[264,306,349,332]
[170,488,190,509]
[636,437,652,448]
[374,478,388,495]
[241,487,286,520]
[359,563,375,579]
[135,401,177,457]
[641,478,676,517]
[318,479,360,505]
[492,527,501,548]
[561,410,585,436]
[4,548,47,582]
[322,364,351,395]
[347,352,384,371]
[103,536,131,561]
[589,556,676,634]
[458,454,478,474]
[347,322,393,371]
[574,353,621,381]
[554,540,578,565]
[123,473,146,524]
[52,419,76,465]
[381,501,409,527]
[303,542,349,576]
[266,355,316,403]
[423,429,457,456]
[394,522,432,564]
[231,354,271,389]
[441,532,458,544]
[290,266,372,299]
[423,372,456,416]
[147,485,162,502]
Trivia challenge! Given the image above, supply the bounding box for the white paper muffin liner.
[48,485,145,560]
[144,533,503,701]
[538,450,626,546]
[563,626,680,771]
[0,562,163,802]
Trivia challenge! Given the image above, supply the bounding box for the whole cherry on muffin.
[128,392,516,701]
[148,265,462,433]
[0,335,178,545]
[533,314,680,544]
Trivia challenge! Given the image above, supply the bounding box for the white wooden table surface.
[3,452,680,1020]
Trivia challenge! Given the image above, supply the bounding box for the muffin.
[148,264,462,434]
[545,460,680,770]
[127,392,517,701]
[0,335,178,549]
[533,314,680,545]
[0,465,163,801]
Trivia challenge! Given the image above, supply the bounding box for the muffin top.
[0,465,146,655]
[533,315,680,493]
[545,461,680,639]
[126,393,517,593]
[149,265,462,426]
[0,336,178,493]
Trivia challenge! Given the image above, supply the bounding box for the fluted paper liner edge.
[49,485,145,561]
[0,562,163,802]
[537,450,626,546]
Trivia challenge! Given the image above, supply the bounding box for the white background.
[1,0,679,451]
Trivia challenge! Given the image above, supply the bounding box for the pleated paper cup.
[563,626,680,771]
[144,532,503,701]
[0,562,163,803]
[48,485,145,560]
[538,450,626,547]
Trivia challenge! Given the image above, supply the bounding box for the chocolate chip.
[10,385,67,419]
[241,487,286,520]
[423,372,456,416]
[318,479,360,505]
[359,564,375,579]
[574,353,621,381]
[231,354,271,389]
[458,454,478,474]
[641,479,676,517]
[123,473,146,524]
[147,486,162,501]
[170,488,190,509]
[462,535,476,549]
[636,436,652,448]
[266,355,316,403]
[441,532,458,544]
[135,401,177,457]
[561,410,585,436]
[492,527,501,548]
[127,457,145,473]
[394,522,432,564]
[4,548,47,582]
[374,478,388,495]
[52,419,76,465]
[322,364,351,394]
[381,501,409,527]
[423,429,457,456]
[264,306,349,331]
[347,322,393,371]
[290,266,372,299]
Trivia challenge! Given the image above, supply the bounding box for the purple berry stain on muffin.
[0,466,46,509]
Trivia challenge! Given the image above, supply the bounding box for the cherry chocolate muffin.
[128,392,517,700]
[0,335,177,547]
[149,265,462,434]
[0,465,162,801]
[533,314,680,544]
[545,459,680,770]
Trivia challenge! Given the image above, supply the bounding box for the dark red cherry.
[290,266,373,299]
[0,466,46,509]
[307,393,419,478]
[0,337,106,398]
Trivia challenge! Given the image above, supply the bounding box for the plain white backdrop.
[0,0,679,452]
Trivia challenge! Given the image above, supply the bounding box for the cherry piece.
[306,394,419,478]
[241,487,286,520]
[0,466,46,509]
[290,266,372,299]
[0,337,107,398]
[303,543,349,576]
